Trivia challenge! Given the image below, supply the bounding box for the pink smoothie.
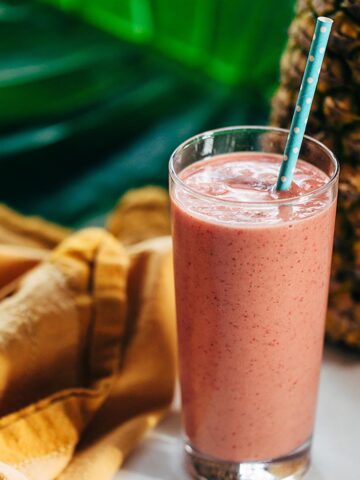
[171,152,337,462]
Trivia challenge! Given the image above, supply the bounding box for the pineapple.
[271,0,360,348]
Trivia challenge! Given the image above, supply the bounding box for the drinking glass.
[169,126,339,480]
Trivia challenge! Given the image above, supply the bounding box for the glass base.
[185,439,311,480]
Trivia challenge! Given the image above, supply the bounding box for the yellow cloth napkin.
[0,187,176,480]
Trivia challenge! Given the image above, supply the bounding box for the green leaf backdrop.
[0,0,294,226]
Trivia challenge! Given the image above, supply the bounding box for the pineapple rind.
[271,1,360,349]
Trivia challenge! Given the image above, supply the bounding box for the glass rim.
[169,125,339,208]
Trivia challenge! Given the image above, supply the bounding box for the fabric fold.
[0,228,129,479]
[0,205,69,249]
[0,188,176,480]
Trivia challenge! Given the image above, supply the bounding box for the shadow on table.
[121,411,191,480]
[324,342,360,367]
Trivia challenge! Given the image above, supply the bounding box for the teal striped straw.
[276,16,333,191]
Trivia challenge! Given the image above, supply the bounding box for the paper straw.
[276,16,333,191]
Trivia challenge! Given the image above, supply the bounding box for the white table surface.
[116,346,360,480]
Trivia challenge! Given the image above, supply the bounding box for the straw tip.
[318,16,334,24]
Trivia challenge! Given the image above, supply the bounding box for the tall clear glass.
[169,127,339,480]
